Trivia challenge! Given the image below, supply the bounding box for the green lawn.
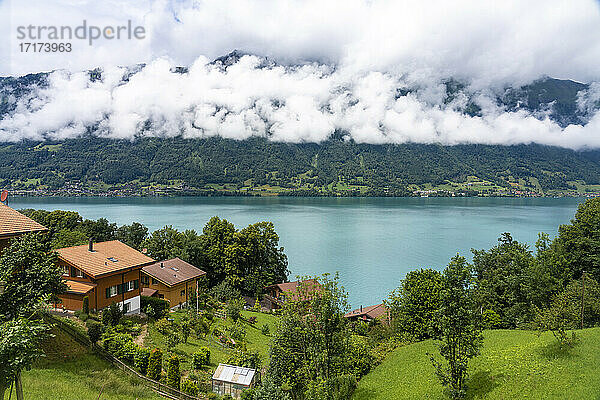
[145,310,279,371]
[3,326,162,400]
[352,328,600,400]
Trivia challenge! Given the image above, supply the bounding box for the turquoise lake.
[9,196,585,308]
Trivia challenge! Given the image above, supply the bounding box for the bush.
[192,347,211,368]
[210,281,242,303]
[147,348,163,381]
[247,316,257,325]
[166,355,181,390]
[121,341,139,365]
[241,388,255,400]
[141,296,170,320]
[226,298,246,322]
[82,296,89,314]
[135,347,151,375]
[86,320,104,344]
[483,309,503,329]
[261,324,270,336]
[102,303,123,326]
[155,318,172,335]
[226,350,260,369]
[79,313,89,322]
[102,332,133,358]
[181,378,199,396]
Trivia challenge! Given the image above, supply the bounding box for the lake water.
[9,196,584,308]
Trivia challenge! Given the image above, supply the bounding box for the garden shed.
[212,364,258,399]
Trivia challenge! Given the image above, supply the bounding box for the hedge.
[166,355,181,390]
[147,348,163,381]
[192,347,210,369]
[141,296,170,319]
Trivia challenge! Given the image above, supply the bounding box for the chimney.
[360,305,363,313]
[88,237,94,252]
[160,262,164,268]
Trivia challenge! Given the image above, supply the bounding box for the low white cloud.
[1,55,600,149]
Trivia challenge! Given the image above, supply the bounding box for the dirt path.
[134,324,148,346]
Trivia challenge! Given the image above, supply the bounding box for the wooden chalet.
[140,257,206,308]
[56,239,155,313]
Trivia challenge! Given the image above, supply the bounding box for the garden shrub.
[86,320,104,344]
[226,350,260,369]
[102,303,123,326]
[166,355,181,390]
[82,296,89,314]
[261,324,270,336]
[135,347,151,375]
[181,378,199,396]
[102,331,133,358]
[141,296,170,319]
[192,347,210,368]
[121,341,139,364]
[147,348,163,381]
[154,318,172,335]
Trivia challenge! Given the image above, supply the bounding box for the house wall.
[56,259,142,312]
[94,269,142,311]
[141,272,195,308]
[56,293,85,311]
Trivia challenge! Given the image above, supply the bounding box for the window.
[62,265,69,276]
[158,294,164,299]
[152,278,158,285]
[123,302,130,313]
[106,285,118,298]
[141,275,149,285]
[71,267,83,278]
[180,290,186,297]
[126,281,134,291]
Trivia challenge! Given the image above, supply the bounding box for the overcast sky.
[1,0,600,147]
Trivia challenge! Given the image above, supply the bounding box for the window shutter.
[106,287,110,299]
[117,284,122,295]
[134,280,139,290]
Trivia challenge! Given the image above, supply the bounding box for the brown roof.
[141,288,158,297]
[142,258,206,287]
[57,240,154,278]
[65,279,96,295]
[0,204,47,238]
[344,303,389,320]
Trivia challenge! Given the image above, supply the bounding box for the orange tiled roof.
[0,204,47,238]
[65,279,96,294]
[57,240,154,278]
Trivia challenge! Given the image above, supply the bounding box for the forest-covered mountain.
[1,137,600,196]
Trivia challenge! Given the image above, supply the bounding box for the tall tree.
[430,255,483,400]
[268,274,351,400]
[472,233,534,328]
[387,268,442,340]
[0,318,48,400]
[556,197,600,281]
[116,222,149,250]
[0,233,66,320]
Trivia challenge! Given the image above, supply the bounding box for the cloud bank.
[1,0,600,148]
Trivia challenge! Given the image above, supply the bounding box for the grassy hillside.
[352,328,600,400]
[2,325,162,400]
